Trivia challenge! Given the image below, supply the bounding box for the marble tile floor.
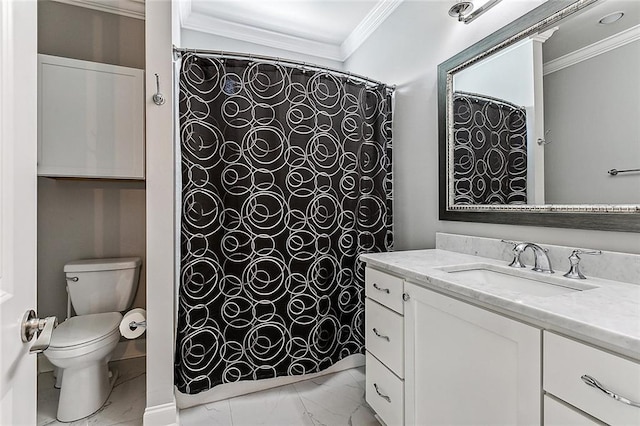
[38,357,146,426]
[179,366,380,426]
[38,359,377,426]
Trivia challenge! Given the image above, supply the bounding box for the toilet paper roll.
[120,308,146,339]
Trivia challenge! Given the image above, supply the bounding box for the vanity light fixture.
[449,0,502,24]
[598,11,624,25]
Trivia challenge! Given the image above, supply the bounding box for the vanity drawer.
[544,395,603,426]
[366,351,404,426]
[544,331,640,425]
[365,267,404,314]
[365,298,404,378]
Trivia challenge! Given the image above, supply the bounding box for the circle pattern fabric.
[176,54,394,394]
[452,92,527,205]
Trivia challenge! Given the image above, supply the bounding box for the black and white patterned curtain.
[175,53,393,394]
[452,91,527,204]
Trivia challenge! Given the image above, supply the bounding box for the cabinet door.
[404,282,541,426]
[38,55,144,179]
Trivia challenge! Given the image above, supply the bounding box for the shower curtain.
[452,91,527,205]
[175,53,393,394]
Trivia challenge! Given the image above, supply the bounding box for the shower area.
[173,51,394,403]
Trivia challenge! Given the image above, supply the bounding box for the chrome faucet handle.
[563,249,602,279]
[501,239,527,268]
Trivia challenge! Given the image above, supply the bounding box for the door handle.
[21,310,58,353]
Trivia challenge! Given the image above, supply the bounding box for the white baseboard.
[143,401,179,426]
[37,338,146,374]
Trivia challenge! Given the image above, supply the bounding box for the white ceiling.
[543,0,640,61]
[179,0,405,61]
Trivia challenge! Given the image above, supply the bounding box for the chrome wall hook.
[152,73,166,106]
[537,129,552,146]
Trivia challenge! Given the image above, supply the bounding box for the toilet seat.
[48,312,122,350]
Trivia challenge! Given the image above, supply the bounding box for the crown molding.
[51,0,144,20]
[179,0,403,62]
[530,27,558,43]
[544,24,640,75]
[181,12,343,62]
[341,0,404,60]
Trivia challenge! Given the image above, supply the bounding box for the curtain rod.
[173,46,396,93]
[454,91,525,111]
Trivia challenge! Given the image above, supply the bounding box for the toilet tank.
[64,257,142,315]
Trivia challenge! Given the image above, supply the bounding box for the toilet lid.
[49,312,122,348]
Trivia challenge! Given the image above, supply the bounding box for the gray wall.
[345,0,640,255]
[544,40,640,204]
[38,0,144,69]
[37,0,147,320]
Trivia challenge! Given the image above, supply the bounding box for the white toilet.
[44,257,142,422]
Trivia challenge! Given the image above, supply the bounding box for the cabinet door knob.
[581,375,640,408]
[402,292,410,301]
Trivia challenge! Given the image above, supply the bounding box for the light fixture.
[449,0,502,24]
[448,1,474,19]
[598,11,624,25]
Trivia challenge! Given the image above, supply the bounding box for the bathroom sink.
[439,264,597,297]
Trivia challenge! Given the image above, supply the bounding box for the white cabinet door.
[38,55,144,179]
[404,282,541,426]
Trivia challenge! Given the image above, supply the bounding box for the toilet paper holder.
[129,320,146,331]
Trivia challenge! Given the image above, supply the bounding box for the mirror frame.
[438,0,640,233]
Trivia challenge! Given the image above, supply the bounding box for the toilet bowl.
[45,312,123,422]
[42,257,141,422]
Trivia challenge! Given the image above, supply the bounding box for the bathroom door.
[0,0,39,425]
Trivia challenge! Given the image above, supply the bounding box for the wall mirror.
[438,0,640,232]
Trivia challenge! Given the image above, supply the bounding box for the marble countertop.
[361,249,640,361]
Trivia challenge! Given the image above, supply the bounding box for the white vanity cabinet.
[38,55,145,179]
[544,331,640,425]
[403,282,541,426]
[364,267,405,426]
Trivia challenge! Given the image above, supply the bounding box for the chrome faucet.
[502,240,554,274]
[518,243,554,273]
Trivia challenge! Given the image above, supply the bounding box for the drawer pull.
[373,283,390,294]
[372,328,390,342]
[373,383,391,403]
[581,375,640,408]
